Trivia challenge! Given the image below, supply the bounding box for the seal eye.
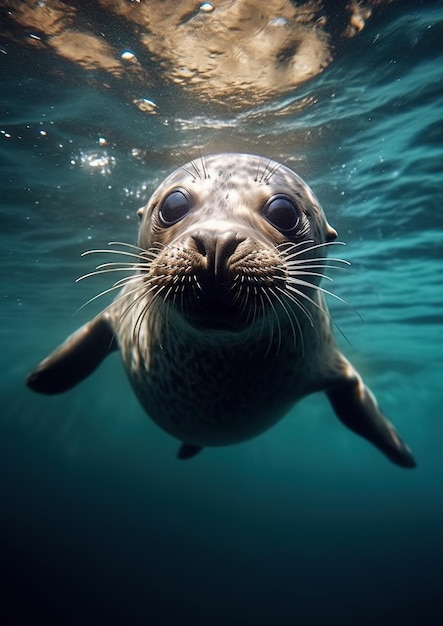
[263,195,300,233]
[158,190,191,226]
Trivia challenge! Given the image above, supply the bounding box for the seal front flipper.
[177,443,203,460]
[326,354,416,468]
[26,312,117,395]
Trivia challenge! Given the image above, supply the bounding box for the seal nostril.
[192,234,208,257]
[192,231,245,274]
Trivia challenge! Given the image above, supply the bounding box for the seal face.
[136,154,334,335]
[26,153,416,468]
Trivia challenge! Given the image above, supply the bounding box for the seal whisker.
[231,275,245,306]
[188,158,203,180]
[275,285,315,328]
[120,283,162,349]
[114,282,164,335]
[284,283,332,318]
[262,157,289,184]
[83,242,164,265]
[285,277,349,307]
[252,290,267,352]
[288,269,334,282]
[105,283,146,313]
[285,262,351,276]
[194,276,203,294]
[176,276,186,315]
[136,287,166,349]
[285,255,350,265]
[176,145,204,181]
[96,261,153,269]
[254,291,268,349]
[242,284,264,349]
[199,153,209,180]
[108,241,152,253]
[155,300,169,350]
[75,277,143,313]
[253,288,265,340]
[279,239,340,252]
[258,158,272,183]
[133,297,152,351]
[76,266,143,282]
[179,165,199,181]
[131,295,145,349]
[285,255,350,266]
[109,275,144,290]
[261,289,282,356]
[178,276,186,314]
[254,157,262,183]
[281,241,347,262]
[251,287,267,347]
[81,248,149,261]
[109,281,152,314]
[285,283,354,347]
[234,280,250,319]
[271,286,304,355]
[162,285,178,340]
[276,239,314,251]
[248,291,260,337]
[285,277,362,327]
[236,277,258,319]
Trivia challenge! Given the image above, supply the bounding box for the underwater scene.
[1,1,443,624]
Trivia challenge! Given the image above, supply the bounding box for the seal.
[26,153,416,467]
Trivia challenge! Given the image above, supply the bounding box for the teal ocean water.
[1,3,443,624]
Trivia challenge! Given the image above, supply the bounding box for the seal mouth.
[175,267,256,331]
[181,296,251,332]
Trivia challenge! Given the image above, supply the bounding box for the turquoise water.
[1,3,443,625]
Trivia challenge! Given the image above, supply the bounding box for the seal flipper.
[326,355,416,468]
[26,312,117,395]
[177,443,203,460]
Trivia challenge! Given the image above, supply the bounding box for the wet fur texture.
[27,154,416,468]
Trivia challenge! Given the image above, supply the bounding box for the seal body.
[27,154,416,467]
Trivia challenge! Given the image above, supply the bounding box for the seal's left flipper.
[326,355,416,468]
[177,443,203,460]
[26,312,117,395]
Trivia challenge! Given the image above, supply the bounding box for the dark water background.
[1,3,443,625]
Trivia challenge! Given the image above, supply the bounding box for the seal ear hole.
[262,195,301,233]
[158,189,192,227]
[326,225,338,242]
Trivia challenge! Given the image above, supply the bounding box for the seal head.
[137,154,337,333]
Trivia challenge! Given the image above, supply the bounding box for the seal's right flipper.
[177,443,203,460]
[327,355,416,468]
[26,312,117,395]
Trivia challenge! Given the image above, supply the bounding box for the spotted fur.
[27,154,416,468]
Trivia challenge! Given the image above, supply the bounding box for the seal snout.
[191,230,246,278]
[177,229,252,330]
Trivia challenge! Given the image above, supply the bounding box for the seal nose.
[192,230,245,275]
